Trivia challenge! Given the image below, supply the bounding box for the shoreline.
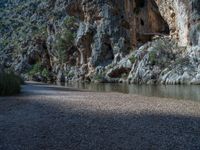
[25,80,200,102]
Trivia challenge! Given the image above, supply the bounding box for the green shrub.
[93,72,106,81]
[149,51,157,64]
[129,55,136,63]
[0,72,21,96]
[121,73,128,79]
[27,63,51,80]
[63,16,76,28]
[28,63,43,76]
[68,72,75,78]
[93,74,103,81]
[41,68,49,78]
[153,38,177,53]
[54,29,75,64]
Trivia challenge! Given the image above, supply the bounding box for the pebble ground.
[0,82,200,150]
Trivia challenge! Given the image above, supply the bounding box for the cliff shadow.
[0,86,200,150]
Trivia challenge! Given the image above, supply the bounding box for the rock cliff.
[155,0,200,46]
[0,0,200,84]
[67,0,169,66]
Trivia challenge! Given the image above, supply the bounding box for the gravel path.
[0,82,200,150]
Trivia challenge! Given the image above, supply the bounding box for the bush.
[149,50,157,64]
[28,63,43,76]
[93,74,104,81]
[0,72,21,96]
[93,72,106,82]
[41,68,49,78]
[27,63,50,80]
[63,16,76,28]
[153,37,177,53]
[129,55,136,63]
[121,73,128,79]
[54,29,75,64]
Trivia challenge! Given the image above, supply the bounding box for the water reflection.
[61,82,200,101]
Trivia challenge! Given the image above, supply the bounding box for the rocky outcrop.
[155,0,200,46]
[127,38,177,84]
[159,46,200,84]
[0,0,200,84]
[105,38,200,85]
[67,0,169,67]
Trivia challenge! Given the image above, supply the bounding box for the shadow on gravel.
[0,96,200,150]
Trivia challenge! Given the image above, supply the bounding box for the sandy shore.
[0,82,200,150]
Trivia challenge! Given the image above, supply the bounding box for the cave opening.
[135,0,145,8]
[140,19,144,26]
[135,0,170,46]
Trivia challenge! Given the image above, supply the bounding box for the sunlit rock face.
[67,0,169,66]
[189,0,200,46]
[155,0,200,47]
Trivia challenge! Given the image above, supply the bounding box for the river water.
[60,82,200,101]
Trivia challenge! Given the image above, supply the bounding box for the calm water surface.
[60,82,200,101]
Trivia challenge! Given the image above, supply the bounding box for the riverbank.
[60,82,200,101]
[0,82,200,149]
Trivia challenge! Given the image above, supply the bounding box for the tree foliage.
[54,29,75,64]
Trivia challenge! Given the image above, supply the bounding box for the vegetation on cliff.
[0,0,200,84]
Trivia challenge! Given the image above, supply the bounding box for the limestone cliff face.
[155,0,200,46]
[67,0,169,67]
[124,0,169,47]
[1,0,200,84]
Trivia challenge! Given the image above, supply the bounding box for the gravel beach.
[0,82,200,150]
